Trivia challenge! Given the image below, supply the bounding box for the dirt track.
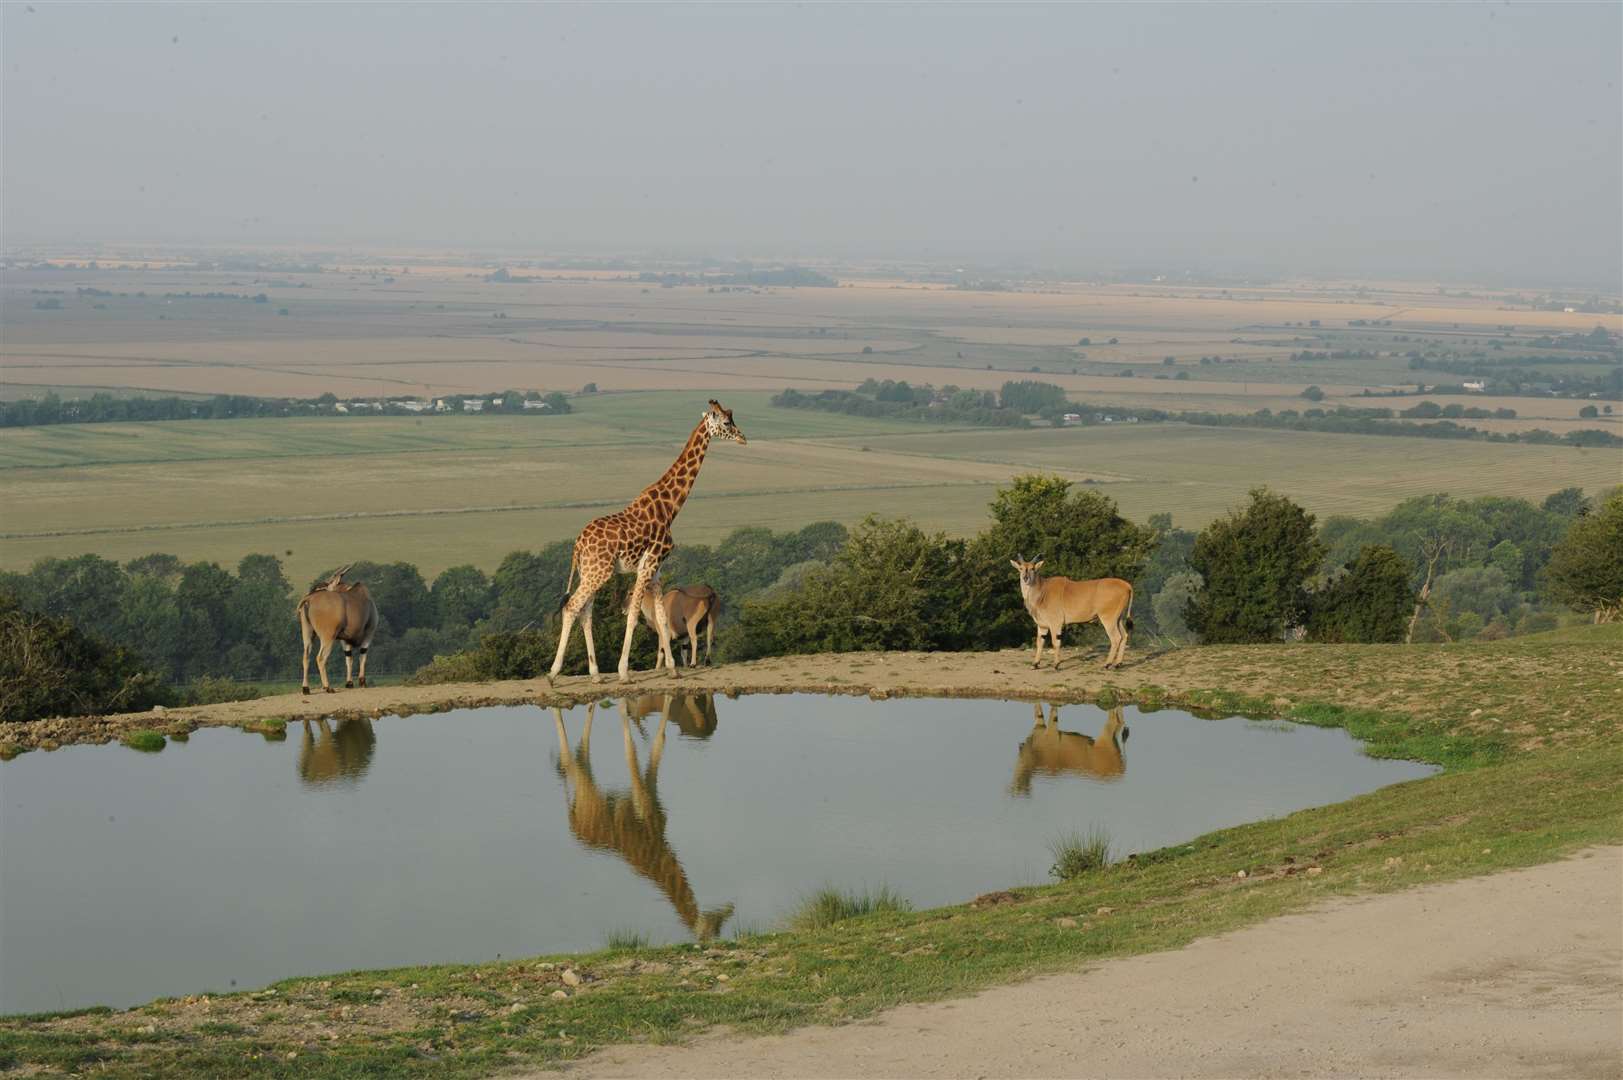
[562,848,1623,1080]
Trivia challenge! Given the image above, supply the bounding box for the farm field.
[3,390,1614,585]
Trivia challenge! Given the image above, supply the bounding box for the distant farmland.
[2,390,1613,585]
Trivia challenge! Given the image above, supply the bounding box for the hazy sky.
[4,2,1619,285]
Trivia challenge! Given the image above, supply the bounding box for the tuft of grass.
[121,730,166,753]
[601,929,649,951]
[1049,826,1113,881]
[789,885,911,931]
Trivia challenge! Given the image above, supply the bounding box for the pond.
[0,694,1434,1015]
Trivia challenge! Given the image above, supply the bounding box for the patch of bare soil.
[561,848,1623,1080]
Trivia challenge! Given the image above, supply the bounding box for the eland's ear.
[1033,560,1045,569]
[1010,559,1022,571]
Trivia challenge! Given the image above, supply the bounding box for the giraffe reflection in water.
[552,697,734,941]
[297,717,376,787]
[1010,704,1128,795]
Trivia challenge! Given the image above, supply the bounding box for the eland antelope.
[1011,556,1134,670]
[627,585,721,668]
[297,564,379,694]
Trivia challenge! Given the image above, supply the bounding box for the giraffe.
[547,399,746,684]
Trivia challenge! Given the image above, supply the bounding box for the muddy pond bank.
[2,637,1593,756]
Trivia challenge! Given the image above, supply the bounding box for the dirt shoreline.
[2,637,1600,756]
[562,847,1623,1080]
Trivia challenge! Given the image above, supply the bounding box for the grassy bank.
[2,626,1620,1077]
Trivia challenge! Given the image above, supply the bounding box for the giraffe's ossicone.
[548,400,747,684]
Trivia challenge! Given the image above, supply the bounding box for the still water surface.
[0,694,1434,1014]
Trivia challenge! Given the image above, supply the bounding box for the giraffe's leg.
[579,602,600,680]
[619,557,660,683]
[549,567,609,685]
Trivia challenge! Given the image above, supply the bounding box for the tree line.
[3,482,1616,723]
[770,380,1621,448]
[0,389,573,429]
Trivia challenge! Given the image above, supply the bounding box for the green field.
[2,390,1616,584]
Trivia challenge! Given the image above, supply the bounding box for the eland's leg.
[357,642,370,687]
[343,645,355,689]
[1032,626,1045,668]
[300,629,313,696]
[651,588,678,674]
[316,639,336,693]
[1050,627,1063,670]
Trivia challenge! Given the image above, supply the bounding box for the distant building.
[522,400,552,410]
[1462,380,1486,392]
[463,399,484,412]
[399,400,426,413]
[334,403,349,414]
[1062,412,1082,424]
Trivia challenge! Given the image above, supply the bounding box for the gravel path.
[563,848,1623,1080]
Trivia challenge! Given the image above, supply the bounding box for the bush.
[1049,827,1113,880]
[788,886,911,931]
[181,675,262,706]
[1543,488,1623,622]
[1187,489,1326,643]
[1307,545,1415,643]
[0,593,172,722]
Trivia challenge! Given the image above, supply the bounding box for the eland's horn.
[332,562,354,579]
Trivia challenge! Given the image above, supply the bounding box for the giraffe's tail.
[558,546,579,611]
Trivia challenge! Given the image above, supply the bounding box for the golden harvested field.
[3,390,1614,585]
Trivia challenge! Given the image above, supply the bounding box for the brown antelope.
[621,692,719,740]
[1010,704,1128,796]
[1010,556,1134,670]
[297,564,379,695]
[552,704,734,940]
[627,585,720,668]
[297,717,376,787]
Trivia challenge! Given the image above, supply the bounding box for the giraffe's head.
[702,400,747,445]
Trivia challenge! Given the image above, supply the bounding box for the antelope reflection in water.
[1010,704,1128,796]
[620,693,719,740]
[297,717,376,788]
[552,701,734,940]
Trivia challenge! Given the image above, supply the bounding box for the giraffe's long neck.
[636,419,712,528]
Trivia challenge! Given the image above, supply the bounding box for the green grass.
[788,886,913,931]
[119,730,165,753]
[601,929,650,952]
[3,632,1621,1078]
[1048,827,1114,881]
[4,395,1613,585]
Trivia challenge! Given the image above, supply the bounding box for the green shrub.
[0,592,172,722]
[122,730,166,753]
[1307,545,1415,643]
[1049,827,1113,880]
[788,886,911,931]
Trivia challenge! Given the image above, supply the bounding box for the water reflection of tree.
[297,717,376,787]
[553,700,733,940]
[1009,704,1127,795]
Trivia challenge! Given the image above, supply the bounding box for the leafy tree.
[432,565,493,630]
[731,517,968,658]
[1431,565,1516,623]
[16,554,129,640]
[1187,488,1326,643]
[175,562,237,679]
[1307,545,1414,643]
[1579,404,1599,419]
[1300,385,1325,402]
[0,591,170,722]
[1150,571,1202,642]
[1543,488,1623,622]
[1542,487,1590,517]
